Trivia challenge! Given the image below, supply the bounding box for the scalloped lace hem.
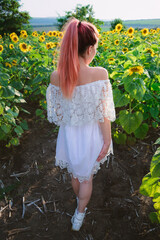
[54,150,113,183]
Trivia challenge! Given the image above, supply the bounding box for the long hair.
[57,17,99,99]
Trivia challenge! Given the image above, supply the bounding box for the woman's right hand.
[96,142,110,162]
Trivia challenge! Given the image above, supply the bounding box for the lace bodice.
[46,79,116,126]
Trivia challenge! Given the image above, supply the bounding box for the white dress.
[46,79,116,183]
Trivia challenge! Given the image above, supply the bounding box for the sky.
[19,0,160,21]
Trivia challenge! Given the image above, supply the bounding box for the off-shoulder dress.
[46,79,116,183]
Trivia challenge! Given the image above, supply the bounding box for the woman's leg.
[78,174,93,213]
[71,174,80,197]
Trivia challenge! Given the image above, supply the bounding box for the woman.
[46,17,116,231]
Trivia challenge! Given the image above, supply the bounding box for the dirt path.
[0,101,160,240]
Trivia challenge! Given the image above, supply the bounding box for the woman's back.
[50,66,108,87]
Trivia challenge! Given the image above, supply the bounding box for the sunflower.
[49,42,56,48]
[0,35,2,39]
[99,41,104,46]
[5,62,12,68]
[9,44,14,49]
[19,43,28,52]
[58,32,63,38]
[145,48,154,57]
[52,31,57,37]
[115,23,123,32]
[20,30,27,35]
[141,28,149,36]
[42,32,46,36]
[122,47,128,53]
[48,31,53,37]
[10,32,17,38]
[114,39,119,45]
[39,36,45,42]
[23,33,28,38]
[12,60,17,66]
[128,66,144,75]
[127,27,134,36]
[11,35,19,43]
[0,45,3,53]
[108,58,115,64]
[32,31,38,37]
[46,42,51,49]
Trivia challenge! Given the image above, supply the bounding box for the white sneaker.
[71,197,79,224]
[71,207,87,231]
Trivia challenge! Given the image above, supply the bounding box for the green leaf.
[150,147,160,177]
[40,86,47,96]
[5,106,19,118]
[2,86,22,98]
[3,113,16,125]
[10,137,20,146]
[20,108,30,114]
[150,107,159,119]
[0,72,10,81]
[132,49,139,57]
[113,131,127,145]
[1,124,11,134]
[123,78,146,101]
[149,212,159,224]
[134,123,149,139]
[0,128,6,140]
[36,109,43,116]
[113,88,130,107]
[151,83,160,92]
[14,125,24,136]
[20,120,29,130]
[139,172,159,197]
[0,103,3,115]
[119,110,143,134]
[125,53,137,62]
[33,75,44,84]
[13,97,26,103]
[154,138,160,145]
[11,81,23,90]
[124,60,132,68]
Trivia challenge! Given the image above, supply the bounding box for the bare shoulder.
[50,70,59,86]
[91,67,109,81]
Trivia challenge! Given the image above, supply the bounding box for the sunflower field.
[0,25,160,148]
[93,25,160,146]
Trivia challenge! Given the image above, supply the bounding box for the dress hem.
[54,149,113,183]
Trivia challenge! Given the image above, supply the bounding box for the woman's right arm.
[96,118,111,162]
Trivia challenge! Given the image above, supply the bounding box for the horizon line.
[29,16,160,21]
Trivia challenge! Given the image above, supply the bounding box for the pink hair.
[57,17,99,99]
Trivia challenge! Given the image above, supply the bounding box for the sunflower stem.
[129,98,132,113]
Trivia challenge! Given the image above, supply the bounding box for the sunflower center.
[22,44,27,49]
